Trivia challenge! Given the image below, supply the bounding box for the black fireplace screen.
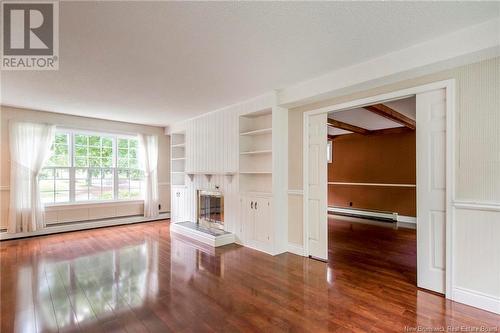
[198,191,224,225]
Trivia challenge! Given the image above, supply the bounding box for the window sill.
[45,200,144,210]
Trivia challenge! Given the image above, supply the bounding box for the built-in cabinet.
[240,194,273,251]
[171,186,189,223]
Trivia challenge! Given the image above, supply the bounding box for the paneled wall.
[0,106,170,229]
[328,129,416,216]
[287,56,500,310]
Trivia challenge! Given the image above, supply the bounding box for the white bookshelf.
[171,132,186,186]
[239,109,273,193]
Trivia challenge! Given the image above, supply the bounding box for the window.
[40,131,144,204]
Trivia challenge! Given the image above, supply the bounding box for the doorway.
[303,81,454,297]
[327,96,418,288]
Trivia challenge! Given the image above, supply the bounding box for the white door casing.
[306,113,328,261]
[416,88,447,294]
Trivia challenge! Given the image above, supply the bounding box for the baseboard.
[452,287,500,314]
[0,213,170,240]
[329,206,397,222]
[397,215,416,224]
[287,242,305,256]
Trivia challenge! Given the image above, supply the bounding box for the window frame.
[42,128,143,206]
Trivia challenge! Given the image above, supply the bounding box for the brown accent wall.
[328,127,416,216]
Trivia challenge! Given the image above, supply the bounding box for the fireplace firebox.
[197,190,224,230]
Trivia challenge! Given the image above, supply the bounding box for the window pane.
[39,168,54,179]
[75,179,88,191]
[102,157,112,167]
[40,191,54,204]
[117,159,128,168]
[89,158,100,167]
[118,149,128,158]
[75,134,88,145]
[118,139,128,149]
[129,139,138,149]
[101,147,112,158]
[55,191,69,203]
[75,157,88,167]
[89,147,100,157]
[89,136,100,146]
[75,146,87,157]
[55,133,68,144]
[55,168,69,179]
[90,175,101,201]
[56,180,69,191]
[76,191,89,201]
[102,137,113,147]
[39,180,54,192]
[75,168,88,179]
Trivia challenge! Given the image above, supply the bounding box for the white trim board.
[328,182,416,188]
[303,79,456,301]
[0,213,170,241]
[452,287,500,315]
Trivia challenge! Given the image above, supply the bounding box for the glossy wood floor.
[1,218,498,332]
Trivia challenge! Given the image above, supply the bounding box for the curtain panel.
[9,121,55,233]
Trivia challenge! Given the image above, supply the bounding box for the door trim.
[302,79,456,299]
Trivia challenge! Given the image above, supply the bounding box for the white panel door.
[307,113,328,261]
[416,88,446,293]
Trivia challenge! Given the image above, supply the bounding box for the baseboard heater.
[328,206,398,224]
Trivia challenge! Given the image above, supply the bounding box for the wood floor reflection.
[1,219,498,332]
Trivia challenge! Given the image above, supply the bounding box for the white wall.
[286,56,500,312]
[0,106,171,228]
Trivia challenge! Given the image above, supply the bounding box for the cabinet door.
[254,197,272,244]
[171,188,185,222]
[241,196,255,243]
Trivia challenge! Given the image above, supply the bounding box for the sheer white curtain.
[138,134,159,218]
[9,121,55,233]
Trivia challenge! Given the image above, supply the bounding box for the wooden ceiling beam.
[327,118,371,135]
[363,104,416,130]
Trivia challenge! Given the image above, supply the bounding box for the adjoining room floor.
[1,220,498,333]
[328,216,417,288]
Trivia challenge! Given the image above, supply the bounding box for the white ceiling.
[1,2,499,126]
[328,96,415,135]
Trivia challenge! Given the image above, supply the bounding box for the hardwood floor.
[1,219,498,332]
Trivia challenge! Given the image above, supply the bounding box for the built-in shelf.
[239,110,273,194]
[240,150,272,155]
[171,132,186,186]
[239,128,272,136]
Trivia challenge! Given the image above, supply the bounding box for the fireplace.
[197,190,224,230]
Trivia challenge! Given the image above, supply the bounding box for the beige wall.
[0,106,171,228]
[288,57,500,244]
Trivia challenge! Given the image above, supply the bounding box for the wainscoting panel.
[453,205,500,313]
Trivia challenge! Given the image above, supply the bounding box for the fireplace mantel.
[186,171,236,181]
